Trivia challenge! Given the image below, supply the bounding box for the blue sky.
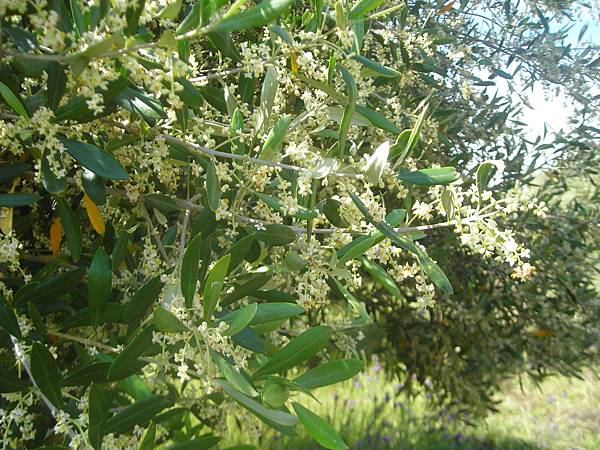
[521,6,599,137]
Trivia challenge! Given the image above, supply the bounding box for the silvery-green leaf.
[256,67,279,131]
[364,141,389,185]
[327,106,370,127]
[308,158,339,179]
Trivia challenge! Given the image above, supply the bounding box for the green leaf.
[360,257,401,297]
[319,198,348,227]
[228,233,255,273]
[88,384,109,449]
[354,105,401,134]
[348,0,385,18]
[59,303,126,331]
[68,1,86,32]
[159,0,183,19]
[256,66,279,130]
[114,87,166,126]
[232,326,267,354]
[392,105,428,167]
[353,54,400,78]
[108,326,155,381]
[223,303,257,336]
[88,248,112,327]
[292,402,348,450]
[165,436,221,450]
[138,422,156,450]
[262,380,289,407]
[0,368,29,393]
[55,197,82,260]
[205,159,221,212]
[255,224,297,246]
[175,77,204,109]
[198,86,228,114]
[331,279,372,326]
[290,252,314,274]
[80,33,125,58]
[41,152,67,194]
[0,80,29,118]
[269,23,294,45]
[105,395,171,435]
[209,0,294,33]
[0,293,22,339]
[398,167,459,186]
[111,230,130,269]
[220,380,298,427]
[46,62,67,111]
[222,272,272,306]
[337,235,377,266]
[388,129,411,160]
[181,233,203,307]
[124,276,164,324]
[328,106,370,127]
[441,189,455,219]
[338,67,357,156]
[59,137,128,180]
[82,169,107,205]
[0,193,41,207]
[176,1,201,35]
[14,267,86,307]
[212,350,257,397]
[30,342,65,410]
[221,302,303,329]
[491,68,513,79]
[335,1,346,28]
[259,115,292,161]
[145,193,182,213]
[153,307,188,333]
[295,359,364,389]
[252,302,305,324]
[62,362,111,387]
[476,160,504,195]
[254,326,332,377]
[0,162,28,184]
[203,254,231,320]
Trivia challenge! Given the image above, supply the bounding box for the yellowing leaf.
[0,207,13,235]
[84,193,105,235]
[290,51,298,75]
[50,218,63,256]
[50,217,62,256]
[0,179,18,236]
[439,0,455,13]
[531,328,555,337]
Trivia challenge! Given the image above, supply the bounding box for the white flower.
[412,200,433,221]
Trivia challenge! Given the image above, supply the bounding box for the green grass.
[222,366,600,450]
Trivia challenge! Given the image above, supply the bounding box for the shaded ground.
[222,366,600,450]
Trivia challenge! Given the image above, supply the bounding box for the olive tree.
[0,0,597,448]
